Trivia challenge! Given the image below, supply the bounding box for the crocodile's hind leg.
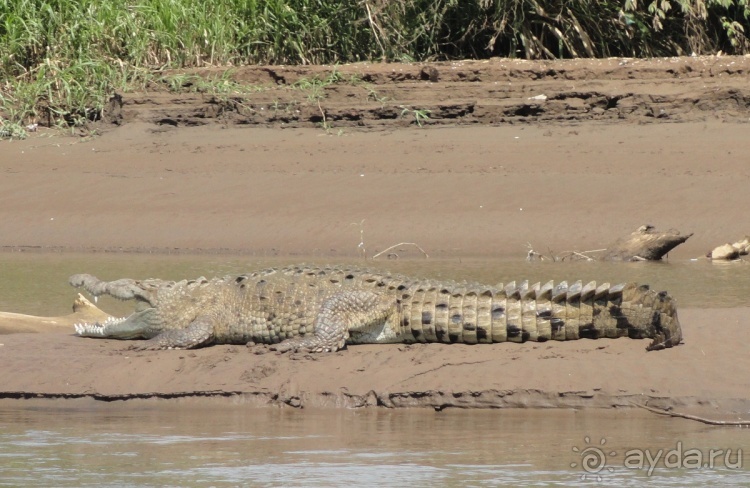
[272,290,396,353]
[132,315,215,350]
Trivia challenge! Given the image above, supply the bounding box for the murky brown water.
[0,400,747,487]
[0,252,747,317]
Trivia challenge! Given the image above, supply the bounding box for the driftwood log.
[600,225,692,261]
[0,294,111,335]
[528,225,692,262]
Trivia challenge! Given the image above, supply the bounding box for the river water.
[1,253,749,316]
[0,400,748,487]
[0,253,749,486]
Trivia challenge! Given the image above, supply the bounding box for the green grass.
[400,106,432,127]
[1,0,749,138]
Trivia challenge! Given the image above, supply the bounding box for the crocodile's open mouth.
[74,316,127,336]
[73,308,156,340]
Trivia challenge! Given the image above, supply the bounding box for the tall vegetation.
[1,0,749,135]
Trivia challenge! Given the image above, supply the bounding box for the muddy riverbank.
[0,307,747,415]
[1,57,748,413]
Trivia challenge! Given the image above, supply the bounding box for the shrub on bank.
[1,0,748,134]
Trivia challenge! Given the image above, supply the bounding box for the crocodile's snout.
[68,274,88,287]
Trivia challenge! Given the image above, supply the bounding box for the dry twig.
[526,242,550,261]
[632,402,750,426]
[558,248,606,261]
[526,243,607,262]
[372,242,429,259]
[351,219,366,258]
[363,1,387,59]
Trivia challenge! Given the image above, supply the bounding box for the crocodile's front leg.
[272,290,397,353]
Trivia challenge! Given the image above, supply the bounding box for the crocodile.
[69,265,682,352]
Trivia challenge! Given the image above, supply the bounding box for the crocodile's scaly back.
[393,278,680,351]
[70,265,682,352]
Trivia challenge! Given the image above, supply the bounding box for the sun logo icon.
[571,436,617,481]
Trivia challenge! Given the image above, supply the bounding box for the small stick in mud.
[351,219,367,258]
[559,249,606,261]
[526,242,552,261]
[372,242,429,259]
[632,402,750,426]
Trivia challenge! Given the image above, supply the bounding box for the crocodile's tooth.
[594,283,610,300]
[578,283,596,338]
[537,281,554,301]
[551,281,568,303]
[564,282,582,340]
[581,281,597,302]
[461,289,479,345]
[516,280,535,327]
[533,282,553,341]
[451,286,466,296]
[567,281,582,301]
[93,296,98,303]
[517,280,530,298]
[504,281,519,299]
[523,282,540,300]
[475,288,493,344]
[499,281,513,298]
[609,283,626,299]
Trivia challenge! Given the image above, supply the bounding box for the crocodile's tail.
[398,281,682,350]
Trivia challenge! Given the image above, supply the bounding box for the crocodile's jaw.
[74,309,156,340]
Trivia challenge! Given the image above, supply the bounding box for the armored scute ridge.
[69,265,682,352]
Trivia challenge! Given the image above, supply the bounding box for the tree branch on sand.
[632,402,750,427]
[352,219,428,259]
[527,225,692,262]
[372,242,429,260]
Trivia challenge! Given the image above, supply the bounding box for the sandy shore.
[2,56,749,258]
[1,57,748,411]
[1,121,746,258]
[1,308,748,414]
